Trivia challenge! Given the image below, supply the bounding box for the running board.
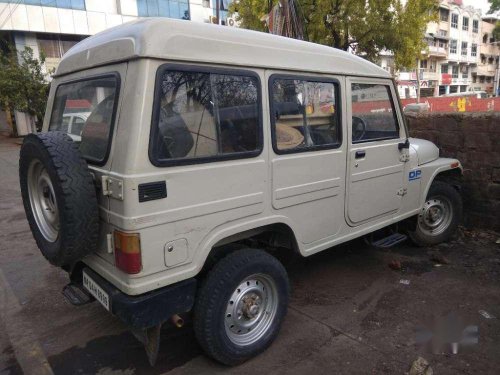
[370,233,408,248]
[62,283,94,306]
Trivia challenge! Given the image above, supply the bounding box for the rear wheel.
[194,248,289,366]
[409,181,462,247]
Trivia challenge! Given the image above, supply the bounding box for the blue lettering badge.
[409,169,422,181]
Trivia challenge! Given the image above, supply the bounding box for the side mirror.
[398,139,410,150]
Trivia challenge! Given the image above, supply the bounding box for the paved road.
[1,135,500,374]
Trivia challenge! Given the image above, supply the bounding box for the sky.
[462,0,491,14]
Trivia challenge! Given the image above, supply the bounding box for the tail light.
[114,231,141,274]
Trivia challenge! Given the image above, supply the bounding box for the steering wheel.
[352,116,367,142]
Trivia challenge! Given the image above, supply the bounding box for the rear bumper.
[77,268,196,329]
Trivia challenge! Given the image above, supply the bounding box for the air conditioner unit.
[227,16,238,27]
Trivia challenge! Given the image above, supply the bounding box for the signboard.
[441,74,452,85]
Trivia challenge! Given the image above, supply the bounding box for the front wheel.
[194,248,289,366]
[409,181,462,246]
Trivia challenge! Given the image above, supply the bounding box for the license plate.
[83,271,110,311]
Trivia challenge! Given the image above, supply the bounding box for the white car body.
[43,18,462,297]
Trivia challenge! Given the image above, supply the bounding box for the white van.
[19,18,463,366]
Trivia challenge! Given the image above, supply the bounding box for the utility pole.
[416,58,421,103]
[216,0,220,25]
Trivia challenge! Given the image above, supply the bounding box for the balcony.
[426,46,448,58]
[422,71,440,81]
[472,65,497,77]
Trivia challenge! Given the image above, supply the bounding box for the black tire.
[409,180,462,247]
[19,131,99,267]
[194,248,289,366]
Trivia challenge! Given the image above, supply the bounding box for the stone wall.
[406,112,500,231]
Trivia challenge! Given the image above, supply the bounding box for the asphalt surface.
[1,135,500,374]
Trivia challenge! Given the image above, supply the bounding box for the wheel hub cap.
[27,160,59,242]
[224,274,279,346]
[418,197,452,236]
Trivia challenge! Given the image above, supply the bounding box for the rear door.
[268,72,347,244]
[345,78,407,225]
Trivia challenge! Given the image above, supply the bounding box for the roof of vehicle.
[56,18,391,79]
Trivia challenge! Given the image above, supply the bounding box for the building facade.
[392,0,499,99]
[472,16,500,95]
[0,0,237,134]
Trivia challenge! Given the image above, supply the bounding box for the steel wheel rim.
[27,159,59,242]
[418,196,453,237]
[224,274,279,346]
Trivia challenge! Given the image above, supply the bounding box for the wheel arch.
[420,159,462,206]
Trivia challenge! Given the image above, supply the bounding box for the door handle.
[355,150,366,159]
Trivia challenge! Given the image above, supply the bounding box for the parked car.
[61,112,89,141]
[19,18,463,366]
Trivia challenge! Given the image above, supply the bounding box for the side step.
[370,233,408,248]
[62,283,94,306]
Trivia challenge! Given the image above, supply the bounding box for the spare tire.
[19,131,99,267]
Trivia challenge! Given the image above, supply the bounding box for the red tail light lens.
[114,231,141,274]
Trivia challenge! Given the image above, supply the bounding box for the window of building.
[420,60,428,69]
[441,64,449,74]
[452,65,459,79]
[439,40,447,48]
[460,85,467,92]
[37,35,83,59]
[270,77,341,152]
[450,39,457,54]
[451,13,459,28]
[49,75,119,163]
[472,75,477,83]
[350,83,399,143]
[462,17,469,31]
[462,66,468,78]
[461,41,468,56]
[438,29,447,37]
[136,0,190,19]
[12,0,86,10]
[480,76,485,83]
[440,8,449,22]
[150,68,261,164]
[450,85,458,93]
[430,61,437,72]
[471,43,477,57]
[473,19,479,33]
[486,77,492,83]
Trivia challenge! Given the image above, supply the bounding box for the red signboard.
[441,73,452,85]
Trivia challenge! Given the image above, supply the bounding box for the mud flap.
[131,324,162,366]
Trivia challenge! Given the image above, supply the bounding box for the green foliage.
[488,0,499,14]
[229,0,438,70]
[0,44,51,129]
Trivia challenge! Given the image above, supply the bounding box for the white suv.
[19,19,462,366]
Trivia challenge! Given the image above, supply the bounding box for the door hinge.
[399,152,410,162]
[397,188,408,197]
[101,176,124,201]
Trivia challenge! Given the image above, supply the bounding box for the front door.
[346,78,407,225]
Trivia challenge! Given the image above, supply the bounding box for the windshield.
[49,75,119,164]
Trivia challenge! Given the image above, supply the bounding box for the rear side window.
[270,76,341,153]
[351,83,399,143]
[150,67,262,166]
[49,75,119,164]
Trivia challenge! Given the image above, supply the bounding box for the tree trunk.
[3,103,16,137]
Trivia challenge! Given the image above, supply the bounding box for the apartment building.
[472,15,500,95]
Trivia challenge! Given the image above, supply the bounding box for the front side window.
[471,43,477,56]
[49,75,119,163]
[452,65,459,78]
[451,13,458,28]
[461,41,468,56]
[270,77,341,153]
[150,68,261,164]
[350,83,399,143]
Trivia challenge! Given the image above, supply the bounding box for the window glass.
[271,78,340,152]
[473,19,479,33]
[462,17,469,31]
[450,39,457,54]
[461,41,468,56]
[451,13,458,28]
[452,65,459,78]
[49,76,119,163]
[351,83,399,143]
[151,69,260,163]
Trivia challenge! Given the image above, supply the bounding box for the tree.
[0,44,51,134]
[229,0,438,70]
[488,0,499,13]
